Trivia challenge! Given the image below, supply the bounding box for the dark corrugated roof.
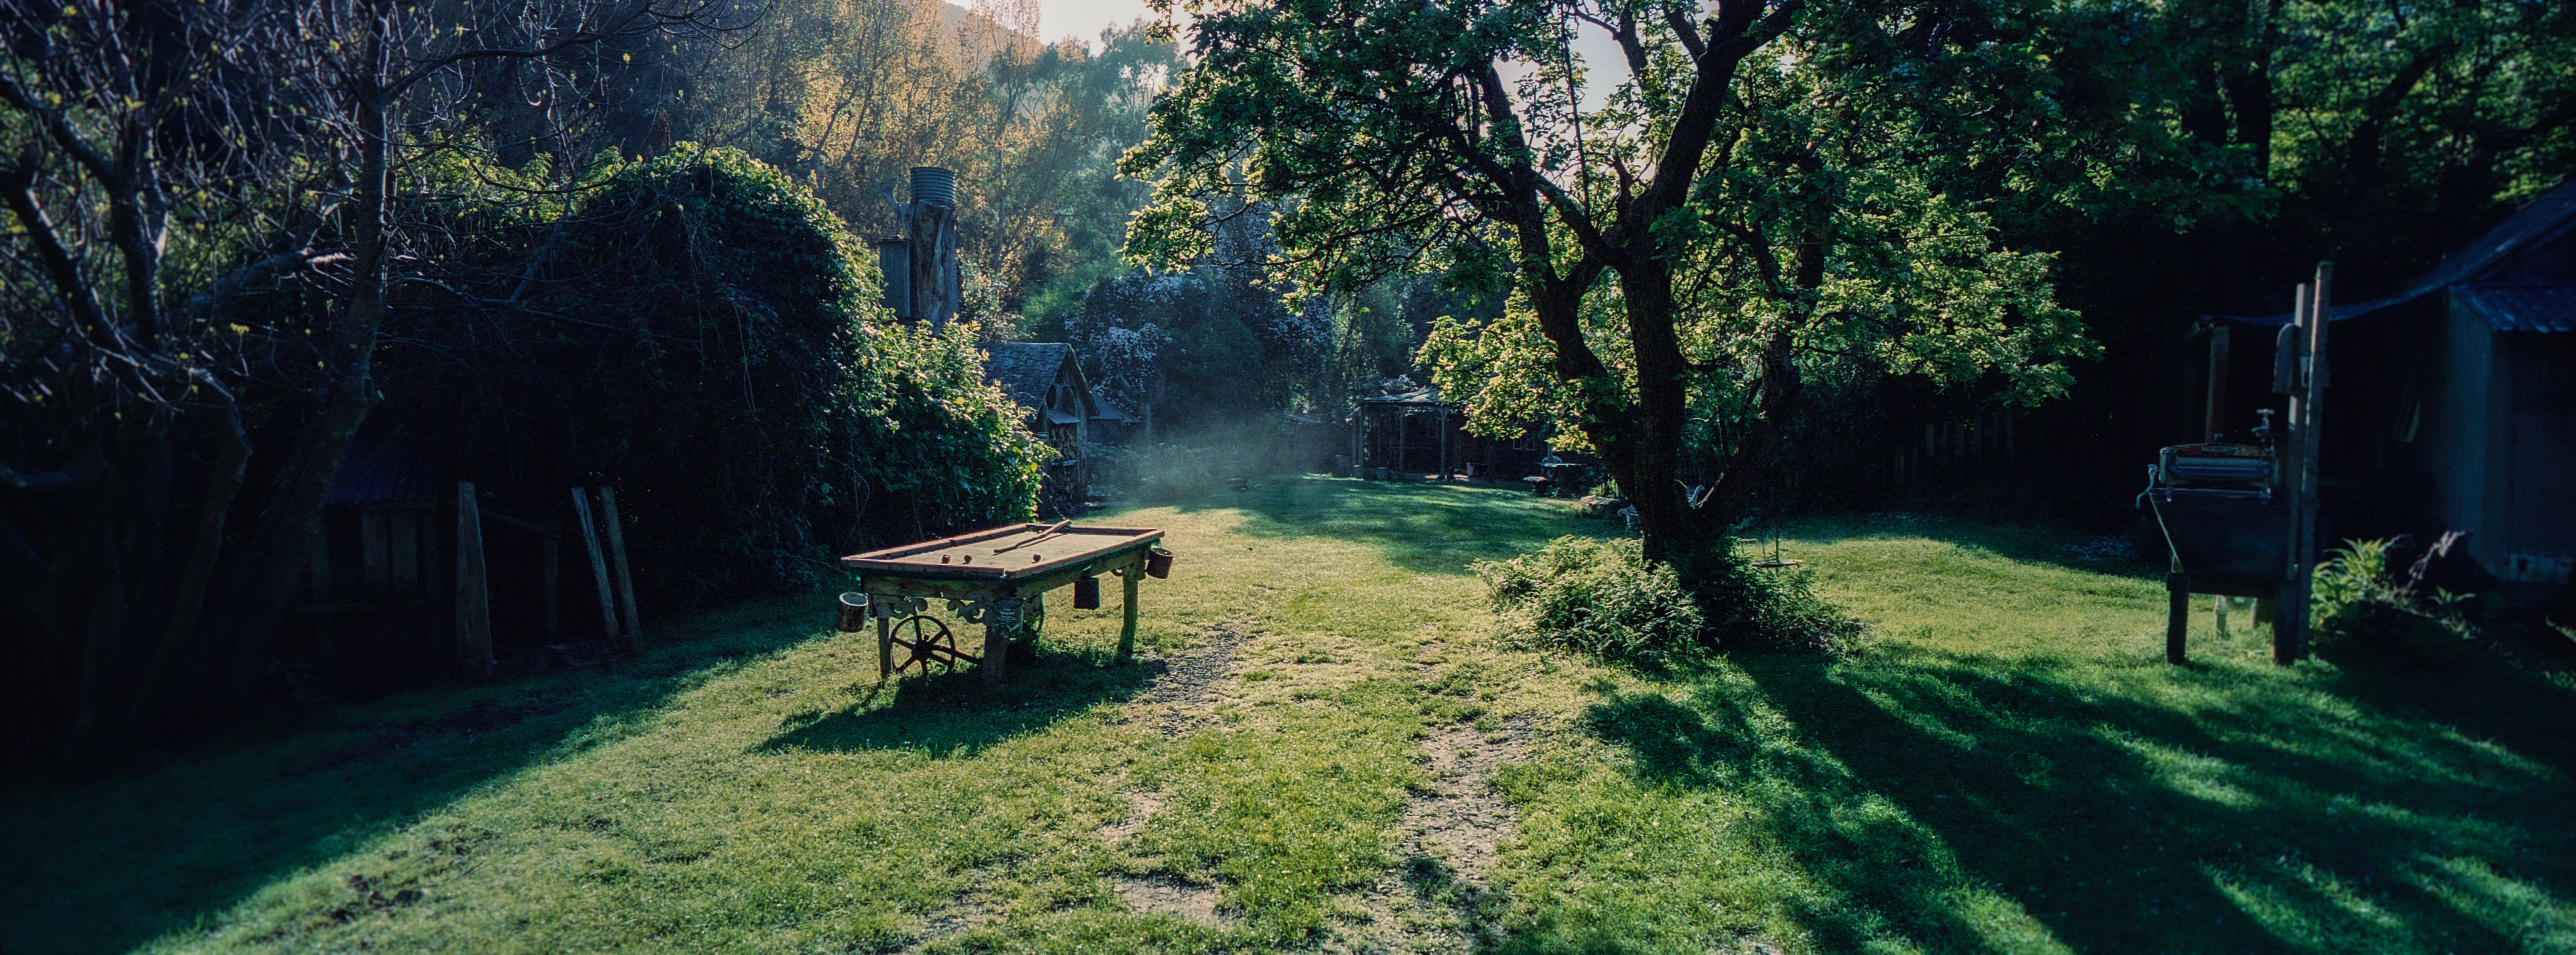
[2404,181,2576,297]
[2454,282,2576,333]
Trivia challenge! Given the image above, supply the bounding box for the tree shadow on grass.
[1146,478,1610,576]
[0,596,837,955]
[1576,649,2576,954]
[759,644,1161,758]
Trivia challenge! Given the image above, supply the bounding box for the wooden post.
[1350,411,1363,475]
[454,482,493,679]
[1395,408,1408,476]
[2287,280,2329,664]
[571,487,619,638]
[2292,262,2331,662]
[1117,568,1139,664]
[1438,409,1451,480]
[2167,570,2190,664]
[2277,266,2331,666]
[598,487,643,645]
[2204,324,2233,441]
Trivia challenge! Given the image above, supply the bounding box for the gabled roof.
[1088,386,1136,423]
[2223,180,2576,330]
[980,341,1097,418]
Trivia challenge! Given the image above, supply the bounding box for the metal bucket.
[835,592,871,632]
[1145,545,1174,579]
[1073,575,1101,609]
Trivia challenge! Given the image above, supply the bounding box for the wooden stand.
[2157,261,2330,665]
[842,525,1164,683]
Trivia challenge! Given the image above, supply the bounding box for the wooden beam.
[454,482,493,679]
[299,598,440,616]
[2204,324,2232,442]
[572,487,620,639]
[599,487,643,645]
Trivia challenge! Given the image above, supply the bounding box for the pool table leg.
[983,608,1011,683]
[876,610,892,679]
[1117,570,1138,664]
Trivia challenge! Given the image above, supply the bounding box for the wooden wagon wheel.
[889,614,976,674]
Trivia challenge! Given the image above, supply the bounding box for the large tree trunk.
[1611,253,1707,566]
[195,37,395,716]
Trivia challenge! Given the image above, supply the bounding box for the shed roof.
[982,342,1070,408]
[2454,282,2576,333]
[980,342,1097,418]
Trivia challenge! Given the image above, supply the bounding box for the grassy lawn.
[5,479,2570,953]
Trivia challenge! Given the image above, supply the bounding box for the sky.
[1036,0,1158,46]
[1034,0,1631,111]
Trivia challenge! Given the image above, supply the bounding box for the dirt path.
[1328,718,1533,954]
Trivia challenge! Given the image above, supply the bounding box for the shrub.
[1478,536,1870,666]
[2312,538,2476,651]
[1478,537,1706,667]
[1716,562,1875,655]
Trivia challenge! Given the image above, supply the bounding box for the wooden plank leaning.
[571,487,619,639]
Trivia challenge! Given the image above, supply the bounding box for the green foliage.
[1479,537,1709,668]
[1480,536,1870,666]
[1701,559,1876,657]
[2311,539,2479,652]
[382,145,1046,605]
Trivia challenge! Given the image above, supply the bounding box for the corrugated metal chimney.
[909,167,956,207]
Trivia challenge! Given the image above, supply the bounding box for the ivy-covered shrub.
[1477,536,1866,666]
[380,145,1046,609]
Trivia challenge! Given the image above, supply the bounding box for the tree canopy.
[1123,0,2100,565]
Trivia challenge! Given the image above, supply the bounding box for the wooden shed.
[2216,180,2576,600]
[983,341,1105,502]
[1351,388,1561,480]
[296,429,642,697]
